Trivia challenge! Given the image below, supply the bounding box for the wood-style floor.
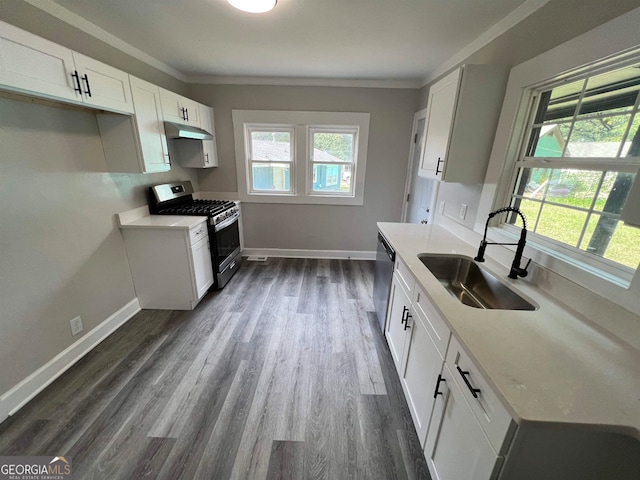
[0,258,430,479]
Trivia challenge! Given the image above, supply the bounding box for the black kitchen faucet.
[474,207,531,279]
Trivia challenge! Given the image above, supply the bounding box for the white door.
[130,76,170,173]
[0,21,78,103]
[73,53,133,114]
[180,96,200,127]
[425,365,501,480]
[159,88,185,123]
[385,275,412,372]
[401,316,444,445]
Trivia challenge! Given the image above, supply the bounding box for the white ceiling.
[38,0,548,86]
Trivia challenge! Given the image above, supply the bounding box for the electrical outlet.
[459,204,468,220]
[439,201,446,214]
[70,316,83,336]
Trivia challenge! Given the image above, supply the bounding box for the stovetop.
[156,199,236,217]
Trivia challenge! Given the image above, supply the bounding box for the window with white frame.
[508,61,640,272]
[233,110,370,205]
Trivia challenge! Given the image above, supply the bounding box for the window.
[508,62,640,271]
[309,127,357,195]
[247,126,294,193]
[233,110,370,205]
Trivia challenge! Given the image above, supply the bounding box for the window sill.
[240,192,364,206]
[494,225,633,289]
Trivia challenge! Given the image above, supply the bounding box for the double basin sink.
[418,254,537,311]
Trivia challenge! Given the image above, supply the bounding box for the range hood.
[164,121,213,140]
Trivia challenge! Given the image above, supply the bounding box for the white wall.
[190,84,418,253]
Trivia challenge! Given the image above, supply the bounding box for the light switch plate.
[70,316,83,336]
[459,204,468,220]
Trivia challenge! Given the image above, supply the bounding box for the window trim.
[476,19,640,304]
[232,110,370,206]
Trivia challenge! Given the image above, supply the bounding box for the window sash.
[246,125,295,194]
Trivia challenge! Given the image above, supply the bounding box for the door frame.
[401,108,438,223]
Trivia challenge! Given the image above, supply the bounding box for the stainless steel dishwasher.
[373,231,395,331]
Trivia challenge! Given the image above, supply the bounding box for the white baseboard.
[0,298,141,424]
[242,248,376,261]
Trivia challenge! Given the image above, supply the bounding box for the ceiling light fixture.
[227,0,277,13]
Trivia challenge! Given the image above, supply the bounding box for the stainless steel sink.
[418,254,537,311]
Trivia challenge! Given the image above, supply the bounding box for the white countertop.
[378,222,640,439]
[117,206,207,230]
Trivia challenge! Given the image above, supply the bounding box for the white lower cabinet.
[399,308,445,444]
[120,221,213,310]
[425,364,502,480]
[385,256,511,480]
[386,272,413,370]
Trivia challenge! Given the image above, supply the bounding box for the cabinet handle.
[456,365,481,398]
[81,74,92,97]
[205,153,209,164]
[435,157,444,175]
[433,374,446,398]
[404,313,412,330]
[180,107,186,120]
[185,108,189,121]
[401,306,409,324]
[71,71,82,94]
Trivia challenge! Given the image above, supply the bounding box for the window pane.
[546,169,602,209]
[543,79,584,122]
[312,163,351,192]
[622,114,640,156]
[312,132,354,162]
[511,197,542,229]
[252,162,291,192]
[530,125,568,157]
[535,204,588,246]
[514,167,551,199]
[581,214,640,268]
[250,130,292,161]
[564,114,631,157]
[578,64,640,117]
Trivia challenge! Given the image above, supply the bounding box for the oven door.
[212,213,241,273]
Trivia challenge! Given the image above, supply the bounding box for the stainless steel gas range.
[148,181,241,290]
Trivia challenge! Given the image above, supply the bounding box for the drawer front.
[189,222,208,245]
[446,336,513,453]
[412,285,451,359]
[395,258,415,296]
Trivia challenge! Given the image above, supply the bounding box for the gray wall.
[190,84,418,252]
[416,0,640,230]
[0,97,198,393]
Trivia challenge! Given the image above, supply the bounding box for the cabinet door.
[425,365,501,480]
[419,69,460,180]
[181,96,200,127]
[73,52,133,113]
[400,315,445,445]
[0,21,78,103]
[191,235,214,299]
[199,103,218,167]
[130,76,170,173]
[159,88,185,123]
[385,274,412,372]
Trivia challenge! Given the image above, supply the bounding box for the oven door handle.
[213,212,239,232]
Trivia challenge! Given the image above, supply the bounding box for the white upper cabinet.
[418,65,509,184]
[172,103,219,168]
[0,20,133,114]
[72,53,133,113]
[159,88,201,127]
[96,76,170,173]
